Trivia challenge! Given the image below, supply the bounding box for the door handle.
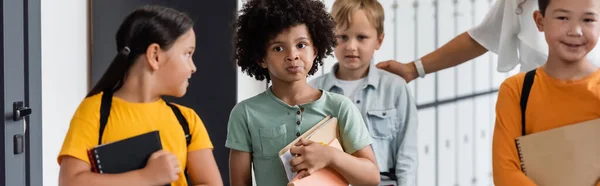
[13,101,32,121]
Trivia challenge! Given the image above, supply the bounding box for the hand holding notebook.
[277,116,349,186]
[87,130,179,186]
[289,138,336,176]
[139,150,182,185]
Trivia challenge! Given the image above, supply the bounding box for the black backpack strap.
[166,102,191,146]
[520,69,537,136]
[98,90,113,145]
[165,102,192,184]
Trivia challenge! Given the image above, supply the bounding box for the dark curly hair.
[233,0,337,81]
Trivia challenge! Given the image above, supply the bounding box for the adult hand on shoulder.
[376,60,419,83]
[140,150,181,185]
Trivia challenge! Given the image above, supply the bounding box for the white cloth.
[467,0,600,72]
[336,77,367,98]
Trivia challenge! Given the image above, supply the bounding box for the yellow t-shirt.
[57,92,213,186]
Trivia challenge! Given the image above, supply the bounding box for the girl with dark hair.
[57,5,222,186]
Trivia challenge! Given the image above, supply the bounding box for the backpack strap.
[98,90,113,145]
[520,69,537,136]
[165,102,191,146]
[165,102,193,185]
[98,92,193,184]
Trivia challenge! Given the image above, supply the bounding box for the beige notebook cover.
[279,116,345,183]
[287,138,349,186]
[278,116,338,156]
[516,118,600,186]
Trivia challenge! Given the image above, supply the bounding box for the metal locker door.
[396,0,418,97]
[373,0,396,64]
[417,108,437,186]
[415,0,436,105]
[437,104,457,186]
[455,0,474,97]
[436,0,456,101]
[474,95,492,186]
[457,99,475,186]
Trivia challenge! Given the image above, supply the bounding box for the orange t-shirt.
[493,67,600,186]
[57,92,213,186]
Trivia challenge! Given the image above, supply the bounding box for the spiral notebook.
[87,130,163,176]
[515,118,600,186]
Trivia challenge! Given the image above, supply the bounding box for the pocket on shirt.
[258,125,287,158]
[366,108,397,139]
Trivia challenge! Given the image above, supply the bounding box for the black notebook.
[87,130,163,175]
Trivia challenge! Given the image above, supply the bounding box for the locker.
[417,108,437,186]
[456,0,474,97]
[457,99,474,186]
[437,104,456,186]
[474,56,492,93]
[474,95,492,186]
[491,53,505,89]
[373,0,396,64]
[415,0,437,105]
[436,0,456,101]
[320,0,336,75]
[489,92,499,185]
[323,0,334,12]
[474,0,494,93]
[395,0,417,99]
[473,0,493,93]
[235,0,267,103]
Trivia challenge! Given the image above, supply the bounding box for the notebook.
[287,138,349,186]
[515,118,600,186]
[87,130,163,174]
[278,116,348,186]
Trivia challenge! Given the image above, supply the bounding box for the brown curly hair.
[233,0,337,81]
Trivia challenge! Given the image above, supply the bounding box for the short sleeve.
[57,98,102,165]
[336,97,373,154]
[467,0,513,53]
[185,109,214,151]
[225,103,252,152]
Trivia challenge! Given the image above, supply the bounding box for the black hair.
[516,0,550,15]
[539,0,550,16]
[87,5,194,97]
[233,0,337,81]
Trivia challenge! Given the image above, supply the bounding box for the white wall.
[41,0,89,185]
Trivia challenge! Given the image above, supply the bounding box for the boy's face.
[261,24,317,83]
[334,9,384,72]
[535,0,600,63]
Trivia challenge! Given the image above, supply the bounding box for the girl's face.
[260,24,317,84]
[154,28,197,97]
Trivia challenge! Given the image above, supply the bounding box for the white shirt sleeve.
[467,0,515,54]
[468,0,524,72]
[466,0,555,72]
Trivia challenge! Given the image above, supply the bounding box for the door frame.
[1,0,42,185]
[25,0,43,185]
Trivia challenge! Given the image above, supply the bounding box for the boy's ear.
[145,43,162,71]
[258,59,268,68]
[375,33,385,50]
[534,10,545,32]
